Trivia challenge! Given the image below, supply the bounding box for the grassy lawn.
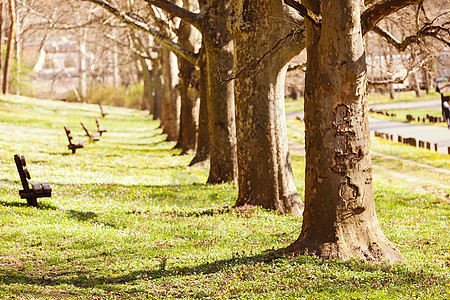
[0,95,449,299]
[368,91,441,105]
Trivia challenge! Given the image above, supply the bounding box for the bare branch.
[373,24,450,51]
[368,59,428,86]
[223,29,302,83]
[144,0,201,31]
[362,0,421,35]
[81,0,198,65]
[284,0,321,29]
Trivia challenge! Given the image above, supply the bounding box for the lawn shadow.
[0,250,278,296]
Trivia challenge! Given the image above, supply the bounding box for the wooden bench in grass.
[80,122,100,141]
[14,154,52,207]
[95,118,107,136]
[64,126,84,154]
[99,104,109,117]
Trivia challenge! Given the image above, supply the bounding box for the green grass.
[1,95,449,299]
[368,91,441,104]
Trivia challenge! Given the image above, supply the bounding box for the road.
[286,99,450,154]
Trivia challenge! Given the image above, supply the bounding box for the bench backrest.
[14,154,31,192]
[64,126,74,145]
[80,122,92,139]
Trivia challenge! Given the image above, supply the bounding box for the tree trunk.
[411,71,420,98]
[285,0,404,261]
[201,0,238,184]
[190,47,209,166]
[421,67,431,93]
[79,27,87,99]
[139,56,154,112]
[160,47,180,141]
[230,1,305,215]
[152,57,163,120]
[3,0,15,94]
[176,17,197,154]
[0,0,4,86]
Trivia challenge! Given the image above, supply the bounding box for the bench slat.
[32,183,43,194]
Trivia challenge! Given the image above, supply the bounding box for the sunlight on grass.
[0,95,449,299]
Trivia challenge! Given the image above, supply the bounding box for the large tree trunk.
[139,57,154,111]
[176,16,197,154]
[285,0,404,261]
[0,0,4,85]
[3,0,15,94]
[201,0,238,184]
[160,47,180,141]
[230,1,305,215]
[152,57,163,120]
[411,71,421,98]
[190,47,209,166]
[79,28,87,99]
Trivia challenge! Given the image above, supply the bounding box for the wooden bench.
[64,126,84,154]
[14,154,52,207]
[99,104,109,117]
[80,122,100,141]
[95,118,107,136]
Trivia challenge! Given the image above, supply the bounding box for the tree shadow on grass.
[0,247,447,298]
[0,250,278,295]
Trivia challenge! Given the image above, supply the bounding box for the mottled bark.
[139,57,154,111]
[152,58,163,120]
[3,0,15,94]
[190,47,210,166]
[202,0,238,184]
[161,47,180,141]
[176,16,197,154]
[230,1,305,215]
[411,72,421,98]
[285,0,404,261]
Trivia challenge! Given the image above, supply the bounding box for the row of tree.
[81,0,448,261]
[12,0,450,261]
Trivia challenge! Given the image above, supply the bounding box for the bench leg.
[27,197,38,207]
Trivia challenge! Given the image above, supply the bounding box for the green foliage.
[0,95,449,299]
[66,83,144,109]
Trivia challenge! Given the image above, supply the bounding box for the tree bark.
[139,56,154,111]
[160,47,180,141]
[0,0,4,86]
[190,46,209,166]
[79,27,88,99]
[152,57,163,120]
[411,71,421,98]
[201,0,238,184]
[176,15,197,154]
[230,1,305,215]
[3,0,16,94]
[285,0,404,261]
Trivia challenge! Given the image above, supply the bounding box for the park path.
[286,99,450,154]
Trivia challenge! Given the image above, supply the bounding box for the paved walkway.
[286,100,450,154]
[369,99,441,111]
